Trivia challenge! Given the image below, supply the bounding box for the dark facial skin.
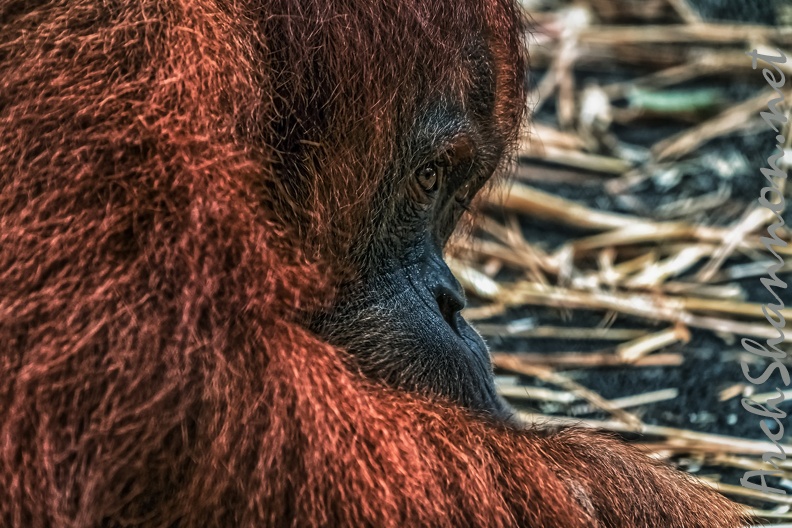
[313,88,515,420]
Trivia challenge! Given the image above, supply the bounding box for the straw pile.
[455,1,792,523]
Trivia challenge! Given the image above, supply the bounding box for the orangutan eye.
[455,180,475,204]
[415,163,440,192]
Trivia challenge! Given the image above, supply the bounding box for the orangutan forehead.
[407,43,498,158]
[459,40,498,119]
[419,18,524,152]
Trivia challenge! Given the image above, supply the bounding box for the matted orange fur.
[0,0,748,526]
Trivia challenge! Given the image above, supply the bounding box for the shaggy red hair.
[0,0,748,526]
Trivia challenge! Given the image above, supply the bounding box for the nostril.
[435,287,465,331]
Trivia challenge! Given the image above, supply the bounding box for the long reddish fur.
[0,0,749,526]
